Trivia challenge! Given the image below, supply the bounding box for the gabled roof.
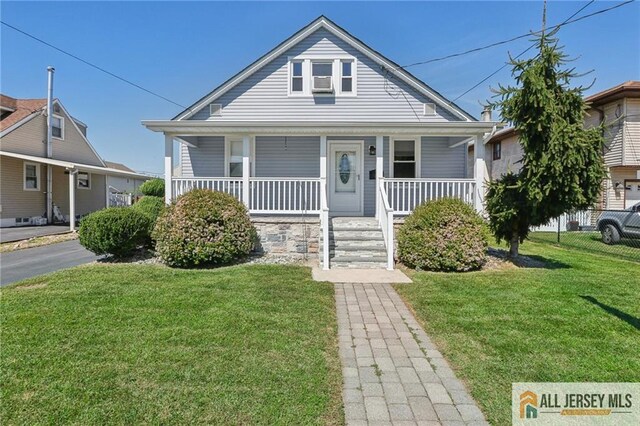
[585,81,640,106]
[174,15,475,122]
[0,95,47,131]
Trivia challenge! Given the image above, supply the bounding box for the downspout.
[46,66,55,224]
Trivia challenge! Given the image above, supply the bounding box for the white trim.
[389,137,421,178]
[423,103,436,116]
[0,150,151,179]
[23,161,41,191]
[76,171,91,190]
[174,17,473,121]
[51,113,65,140]
[224,136,255,177]
[328,140,365,216]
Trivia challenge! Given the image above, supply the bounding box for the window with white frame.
[291,61,303,93]
[226,139,254,177]
[341,60,353,93]
[52,115,64,139]
[23,162,40,191]
[392,140,418,178]
[77,172,91,189]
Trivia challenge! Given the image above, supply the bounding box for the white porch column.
[68,169,76,232]
[375,135,384,220]
[164,134,173,204]
[474,134,487,213]
[242,135,250,207]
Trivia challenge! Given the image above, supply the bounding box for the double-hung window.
[52,115,64,139]
[228,140,244,177]
[291,61,303,93]
[24,162,40,191]
[341,60,353,93]
[392,140,418,178]
[492,141,502,160]
[77,172,91,189]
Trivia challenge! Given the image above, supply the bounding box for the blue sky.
[2,1,638,174]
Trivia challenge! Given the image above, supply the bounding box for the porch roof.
[0,150,152,179]
[141,120,497,138]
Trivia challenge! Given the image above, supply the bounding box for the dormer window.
[289,57,356,96]
[291,61,303,93]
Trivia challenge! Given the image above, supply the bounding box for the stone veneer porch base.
[251,216,320,258]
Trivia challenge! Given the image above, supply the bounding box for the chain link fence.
[528,208,640,263]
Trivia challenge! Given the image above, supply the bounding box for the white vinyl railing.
[109,192,132,207]
[172,177,243,201]
[383,178,475,214]
[320,179,330,270]
[249,178,321,214]
[378,181,394,270]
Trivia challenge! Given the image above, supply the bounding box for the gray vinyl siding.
[255,136,320,177]
[189,28,462,123]
[421,137,466,178]
[180,137,225,177]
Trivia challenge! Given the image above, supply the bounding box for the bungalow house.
[474,81,640,210]
[143,16,497,270]
[0,93,150,229]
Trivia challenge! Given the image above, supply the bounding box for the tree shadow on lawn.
[580,295,640,331]
[487,247,571,270]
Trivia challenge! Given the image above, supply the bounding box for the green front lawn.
[529,231,640,262]
[1,265,342,425]
[396,241,640,426]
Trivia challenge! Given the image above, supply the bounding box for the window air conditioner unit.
[312,76,333,93]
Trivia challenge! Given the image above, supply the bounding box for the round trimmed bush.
[132,195,165,224]
[153,189,257,268]
[139,178,165,197]
[79,207,151,257]
[397,198,488,272]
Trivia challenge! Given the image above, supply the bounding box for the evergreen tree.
[487,30,607,256]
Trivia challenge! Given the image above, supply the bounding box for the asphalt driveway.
[0,225,70,243]
[1,240,101,286]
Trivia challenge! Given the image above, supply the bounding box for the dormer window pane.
[312,63,332,77]
[341,61,353,93]
[291,61,303,92]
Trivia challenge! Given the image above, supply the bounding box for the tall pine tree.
[487,29,607,256]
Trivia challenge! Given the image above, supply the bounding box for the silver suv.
[596,202,640,244]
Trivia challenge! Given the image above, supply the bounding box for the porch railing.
[250,178,321,214]
[377,181,395,270]
[320,179,330,270]
[172,177,243,201]
[382,178,475,215]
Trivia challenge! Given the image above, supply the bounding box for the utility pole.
[46,66,55,224]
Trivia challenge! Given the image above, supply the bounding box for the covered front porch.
[143,121,495,269]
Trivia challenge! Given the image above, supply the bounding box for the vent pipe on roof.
[46,66,55,224]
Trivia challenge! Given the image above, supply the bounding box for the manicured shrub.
[397,198,488,272]
[153,189,257,268]
[79,207,151,258]
[139,178,165,197]
[132,196,165,224]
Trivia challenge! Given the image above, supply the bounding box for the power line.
[0,20,191,111]
[449,0,614,104]
[398,0,632,70]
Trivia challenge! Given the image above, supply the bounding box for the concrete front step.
[330,260,389,269]
[331,230,384,239]
[326,217,388,269]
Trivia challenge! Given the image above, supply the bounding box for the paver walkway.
[336,283,487,425]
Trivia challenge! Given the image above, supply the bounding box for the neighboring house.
[472,81,640,210]
[0,94,150,228]
[104,161,149,197]
[143,16,496,269]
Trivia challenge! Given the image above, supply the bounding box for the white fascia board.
[174,18,474,122]
[0,150,151,179]
[142,120,495,137]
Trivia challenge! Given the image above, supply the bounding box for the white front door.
[329,142,363,216]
